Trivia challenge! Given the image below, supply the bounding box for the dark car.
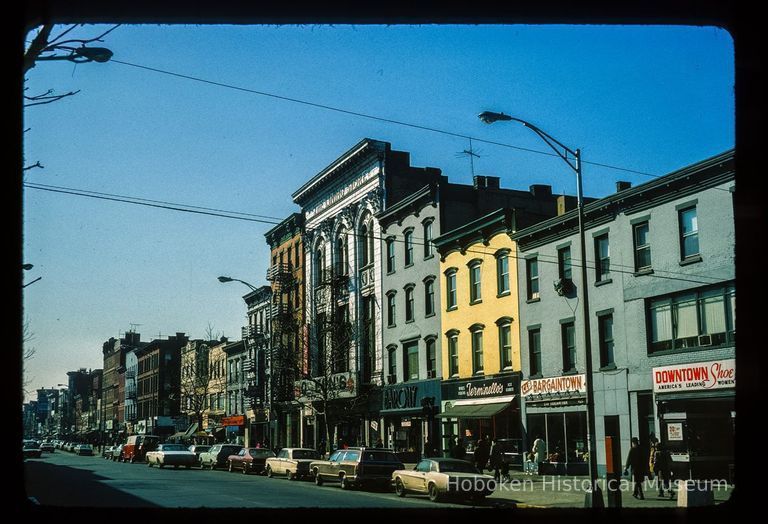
[310,447,405,490]
[227,448,276,475]
[23,440,42,459]
[199,444,243,470]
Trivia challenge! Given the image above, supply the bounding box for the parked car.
[265,448,322,480]
[23,440,42,459]
[187,444,211,461]
[40,441,55,453]
[227,447,276,474]
[102,446,114,459]
[122,435,160,463]
[310,447,404,490]
[198,444,243,470]
[112,444,124,462]
[391,458,496,503]
[146,443,198,469]
[75,444,94,456]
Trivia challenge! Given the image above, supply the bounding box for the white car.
[265,448,322,480]
[146,443,198,469]
[391,458,496,503]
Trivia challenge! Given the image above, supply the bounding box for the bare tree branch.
[23,161,44,172]
[24,90,80,107]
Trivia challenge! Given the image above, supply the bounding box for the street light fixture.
[479,111,603,507]
[35,46,113,64]
[217,275,258,292]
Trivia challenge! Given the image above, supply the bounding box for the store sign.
[401,418,411,428]
[370,420,378,431]
[442,375,518,400]
[136,420,147,435]
[383,385,418,410]
[653,359,735,393]
[294,371,357,402]
[521,374,587,398]
[221,416,245,427]
[667,422,684,441]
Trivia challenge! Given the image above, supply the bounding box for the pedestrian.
[653,442,674,499]
[453,436,467,460]
[423,438,434,458]
[532,435,546,474]
[474,435,491,472]
[624,437,646,500]
[489,438,503,481]
[648,434,658,480]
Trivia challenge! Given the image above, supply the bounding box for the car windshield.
[250,449,275,457]
[161,444,186,451]
[24,442,40,449]
[292,450,320,459]
[362,451,399,462]
[438,461,481,473]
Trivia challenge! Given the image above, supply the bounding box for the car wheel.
[395,478,406,497]
[147,460,152,467]
[159,463,164,469]
[209,462,215,470]
[228,461,234,473]
[428,483,442,503]
[198,460,204,470]
[314,470,323,486]
[266,466,273,478]
[242,464,249,475]
[288,470,296,481]
[130,456,136,464]
[340,475,351,490]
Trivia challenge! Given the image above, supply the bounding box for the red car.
[227,447,276,475]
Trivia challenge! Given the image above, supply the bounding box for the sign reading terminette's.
[653,359,735,393]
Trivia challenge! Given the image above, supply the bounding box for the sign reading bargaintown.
[653,359,735,393]
[521,374,587,397]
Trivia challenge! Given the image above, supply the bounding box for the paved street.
[23,452,511,509]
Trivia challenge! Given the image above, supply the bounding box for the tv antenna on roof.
[128,323,142,333]
[455,138,482,177]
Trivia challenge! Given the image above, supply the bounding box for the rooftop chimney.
[473,175,487,189]
[616,181,632,192]
[485,176,500,189]
[529,184,552,198]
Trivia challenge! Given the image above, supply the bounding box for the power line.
[110,59,667,180]
[26,180,727,287]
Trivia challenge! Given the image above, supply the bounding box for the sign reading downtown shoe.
[294,371,358,402]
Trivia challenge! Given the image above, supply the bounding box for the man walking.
[624,437,646,500]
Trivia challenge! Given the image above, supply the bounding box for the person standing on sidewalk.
[624,437,646,499]
[653,443,674,499]
[532,436,546,474]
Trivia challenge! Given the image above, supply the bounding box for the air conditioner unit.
[698,335,713,346]
[553,278,573,296]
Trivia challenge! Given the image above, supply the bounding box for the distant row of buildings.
[25,140,735,481]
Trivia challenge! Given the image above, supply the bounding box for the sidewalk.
[403,464,734,508]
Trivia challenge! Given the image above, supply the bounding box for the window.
[679,207,699,259]
[598,314,615,367]
[294,243,300,268]
[595,234,610,281]
[404,230,414,266]
[499,322,512,369]
[335,234,348,275]
[471,327,484,375]
[314,246,325,285]
[424,278,435,317]
[405,286,415,322]
[496,251,510,295]
[633,222,651,271]
[648,283,735,353]
[423,220,434,258]
[387,346,397,383]
[446,270,457,310]
[386,292,397,327]
[447,334,459,377]
[426,338,437,378]
[469,261,482,303]
[386,238,396,273]
[404,341,419,381]
[558,246,572,280]
[359,219,373,267]
[526,258,539,300]
[561,322,576,371]
[529,328,541,376]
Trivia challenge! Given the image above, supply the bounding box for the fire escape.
[313,266,351,379]
[266,262,298,410]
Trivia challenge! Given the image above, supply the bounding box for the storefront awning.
[438,399,514,419]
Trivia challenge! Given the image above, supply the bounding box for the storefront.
[222,415,245,444]
[653,359,735,482]
[521,373,588,475]
[380,379,441,460]
[439,373,522,459]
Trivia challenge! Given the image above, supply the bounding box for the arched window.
[335,232,348,276]
[359,217,374,267]
[314,245,325,285]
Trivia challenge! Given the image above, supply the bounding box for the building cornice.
[264,213,304,248]
[376,184,436,227]
[434,208,515,257]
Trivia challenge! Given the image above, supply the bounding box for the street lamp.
[217,275,258,292]
[35,46,113,64]
[479,111,602,507]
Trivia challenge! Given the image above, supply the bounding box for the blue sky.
[22,24,734,400]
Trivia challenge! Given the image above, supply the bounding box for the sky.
[21,24,734,402]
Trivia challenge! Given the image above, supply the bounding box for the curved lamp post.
[217,275,258,292]
[479,111,602,507]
